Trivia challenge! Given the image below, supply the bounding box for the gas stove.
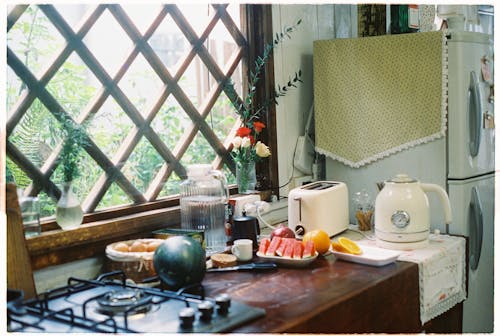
[7,270,265,333]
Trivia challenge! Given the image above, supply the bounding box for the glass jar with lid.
[180,164,229,254]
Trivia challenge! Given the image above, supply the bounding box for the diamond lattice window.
[6,4,249,219]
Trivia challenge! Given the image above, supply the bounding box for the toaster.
[288,181,349,237]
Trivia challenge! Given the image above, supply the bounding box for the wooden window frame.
[7,4,278,270]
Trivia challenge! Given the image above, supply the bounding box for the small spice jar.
[353,190,373,231]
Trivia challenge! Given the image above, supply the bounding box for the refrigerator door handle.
[469,186,484,271]
[468,71,483,157]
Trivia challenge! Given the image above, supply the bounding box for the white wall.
[272,4,356,196]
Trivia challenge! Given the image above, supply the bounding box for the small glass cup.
[19,196,41,238]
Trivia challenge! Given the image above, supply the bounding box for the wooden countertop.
[203,253,462,333]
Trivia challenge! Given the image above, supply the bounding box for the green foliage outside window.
[7,5,239,218]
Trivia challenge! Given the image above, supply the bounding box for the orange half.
[338,237,363,255]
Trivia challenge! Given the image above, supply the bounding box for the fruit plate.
[331,245,401,267]
[256,251,319,268]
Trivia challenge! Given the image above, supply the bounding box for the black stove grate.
[7,270,265,333]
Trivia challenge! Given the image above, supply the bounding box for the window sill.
[26,206,181,270]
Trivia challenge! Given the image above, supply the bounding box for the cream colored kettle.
[374,174,452,250]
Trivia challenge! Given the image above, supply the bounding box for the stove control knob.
[179,307,196,328]
[215,294,231,315]
[198,301,214,321]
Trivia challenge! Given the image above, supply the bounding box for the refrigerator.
[321,32,494,332]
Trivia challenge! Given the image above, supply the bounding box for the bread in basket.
[105,238,164,283]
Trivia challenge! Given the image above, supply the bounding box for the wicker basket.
[105,238,164,283]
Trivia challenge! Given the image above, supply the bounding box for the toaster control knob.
[294,225,305,236]
[391,210,410,228]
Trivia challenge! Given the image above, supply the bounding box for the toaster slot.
[302,181,337,191]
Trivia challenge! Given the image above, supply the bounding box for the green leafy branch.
[225,19,303,126]
[273,70,303,105]
[55,112,91,183]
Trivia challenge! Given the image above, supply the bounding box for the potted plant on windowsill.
[55,113,88,230]
[225,19,303,194]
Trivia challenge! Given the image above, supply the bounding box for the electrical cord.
[281,134,300,189]
[244,201,279,230]
[256,205,276,230]
[264,133,299,191]
[278,171,295,190]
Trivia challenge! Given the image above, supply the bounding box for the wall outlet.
[230,194,261,217]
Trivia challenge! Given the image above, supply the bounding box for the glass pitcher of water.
[180,164,229,254]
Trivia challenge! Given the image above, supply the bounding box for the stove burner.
[96,289,152,315]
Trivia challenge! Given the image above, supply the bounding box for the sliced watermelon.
[258,238,270,255]
[292,240,304,259]
[302,240,316,258]
[265,236,282,256]
[283,240,295,258]
[275,239,288,257]
[276,238,295,257]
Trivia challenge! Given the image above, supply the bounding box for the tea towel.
[313,31,448,168]
[397,234,466,325]
[357,234,466,324]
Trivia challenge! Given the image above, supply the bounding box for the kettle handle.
[421,183,453,227]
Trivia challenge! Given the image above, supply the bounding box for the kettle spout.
[376,182,385,191]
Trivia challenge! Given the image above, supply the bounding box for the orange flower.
[236,127,251,137]
[253,121,266,133]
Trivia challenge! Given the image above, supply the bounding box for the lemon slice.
[337,237,363,255]
[331,241,349,253]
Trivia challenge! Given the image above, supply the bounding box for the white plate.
[256,251,319,268]
[331,245,400,267]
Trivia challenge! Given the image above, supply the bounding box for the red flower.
[236,127,252,137]
[253,121,266,133]
[248,135,255,144]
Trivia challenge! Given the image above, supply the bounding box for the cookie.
[211,253,237,268]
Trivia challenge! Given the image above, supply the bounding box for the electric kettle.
[374,174,452,250]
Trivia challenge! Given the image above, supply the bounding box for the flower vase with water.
[56,181,84,230]
[236,161,256,194]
